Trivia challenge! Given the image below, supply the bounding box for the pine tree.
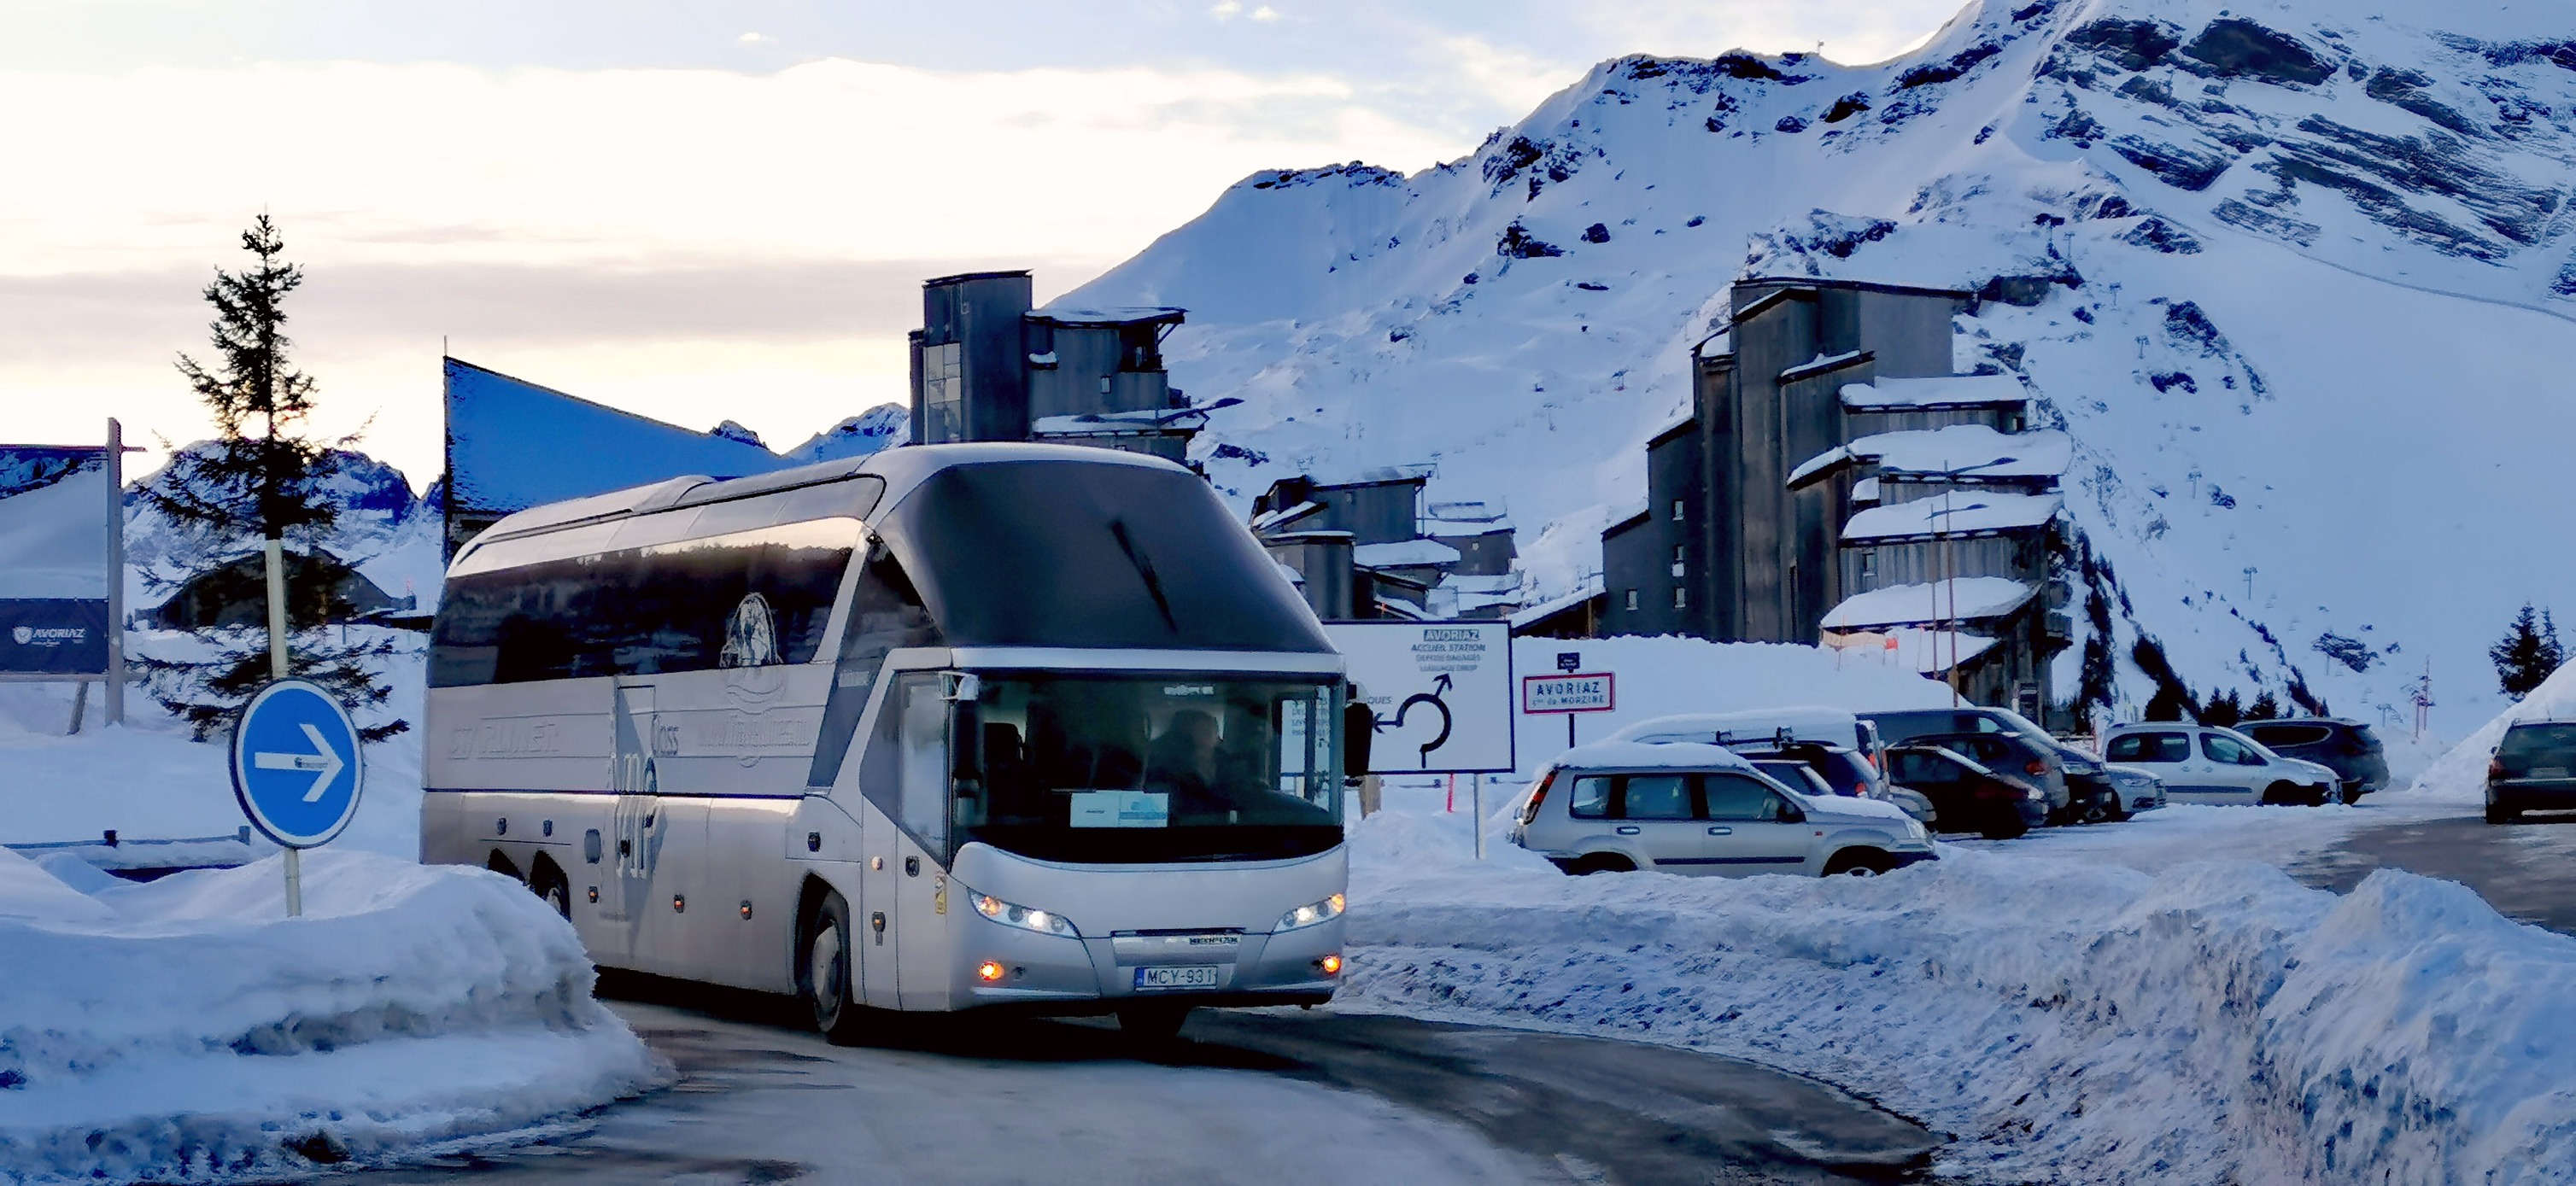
[2245,690,2282,721]
[2200,689,2243,727]
[138,216,408,741]
[2490,603,2563,701]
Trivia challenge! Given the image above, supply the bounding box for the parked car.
[1733,739,1935,825]
[2100,724,2340,805]
[2102,764,2168,817]
[1513,740,1935,877]
[1882,744,2050,839]
[1607,707,1879,758]
[1864,706,2117,823]
[1908,730,2075,822]
[2235,719,2390,801]
[2485,720,2576,823]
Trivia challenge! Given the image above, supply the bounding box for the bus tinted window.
[946,674,1341,864]
[430,519,858,686]
[876,461,1332,653]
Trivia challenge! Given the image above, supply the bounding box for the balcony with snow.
[1249,470,1525,622]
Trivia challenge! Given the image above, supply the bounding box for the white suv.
[1510,740,1936,877]
[2101,724,2341,805]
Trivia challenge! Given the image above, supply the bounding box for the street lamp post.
[1919,456,2020,707]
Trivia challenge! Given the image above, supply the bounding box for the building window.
[922,342,964,443]
[1625,589,1640,611]
[1671,545,1685,578]
[1671,499,1685,522]
[1672,587,1688,609]
[1859,549,1876,580]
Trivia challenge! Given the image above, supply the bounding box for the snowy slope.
[1064,0,2576,734]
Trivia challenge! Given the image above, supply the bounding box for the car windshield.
[2210,727,2281,762]
[953,673,1342,864]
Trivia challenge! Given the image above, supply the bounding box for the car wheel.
[1822,850,1894,877]
[2485,802,2521,825]
[1568,854,1636,875]
[2077,793,2115,825]
[800,890,873,1046]
[1980,814,2029,841]
[2261,781,2299,806]
[2102,794,2132,823]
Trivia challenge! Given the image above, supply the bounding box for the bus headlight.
[1274,893,1346,933]
[969,891,1080,938]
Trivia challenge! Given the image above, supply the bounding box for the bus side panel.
[643,665,834,798]
[691,796,804,994]
[425,681,617,793]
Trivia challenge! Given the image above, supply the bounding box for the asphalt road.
[364,978,1941,1186]
[2292,807,2576,935]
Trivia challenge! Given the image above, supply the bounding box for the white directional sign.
[1523,673,1614,714]
[1323,621,1514,774]
[230,678,366,849]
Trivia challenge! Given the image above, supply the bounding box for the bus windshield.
[955,674,1343,864]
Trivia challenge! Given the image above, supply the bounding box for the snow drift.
[1339,807,2576,1183]
[0,848,662,1184]
[2401,657,2576,805]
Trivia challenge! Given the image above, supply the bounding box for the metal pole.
[1472,774,1485,861]
[262,535,298,918]
[103,418,124,726]
[264,538,289,678]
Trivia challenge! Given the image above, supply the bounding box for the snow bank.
[2398,660,2576,805]
[0,847,662,1184]
[1340,804,2576,1183]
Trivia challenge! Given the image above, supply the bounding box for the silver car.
[1512,742,1935,877]
[2102,724,2340,805]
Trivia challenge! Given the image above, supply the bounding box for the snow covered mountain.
[1063,0,2576,733]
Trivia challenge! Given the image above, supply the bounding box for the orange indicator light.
[976,960,1006,983]
[1317,954,1344,976]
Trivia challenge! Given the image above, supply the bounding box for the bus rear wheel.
[800,890,870,1046]
[1118,1003,1192,1045]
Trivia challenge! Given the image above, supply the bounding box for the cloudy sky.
[0,0,1963,482]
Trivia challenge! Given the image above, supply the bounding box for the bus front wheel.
[800,890,869,1046]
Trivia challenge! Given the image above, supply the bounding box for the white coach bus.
[423,444,1349,1041]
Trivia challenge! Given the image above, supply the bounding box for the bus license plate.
[1133,965,1221,990]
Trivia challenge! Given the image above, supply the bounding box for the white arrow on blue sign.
[230,678,366,849]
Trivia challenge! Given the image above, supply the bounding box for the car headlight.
[1906,819,1928,841]
[1275,893,1346,933]
[970,891,1079,938]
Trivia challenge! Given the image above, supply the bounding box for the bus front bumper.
[955,911,1345,1014]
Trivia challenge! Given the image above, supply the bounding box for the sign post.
[1522,672,1615,749]
[229,679,365,917]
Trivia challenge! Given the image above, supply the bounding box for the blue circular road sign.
[230,679,366,849]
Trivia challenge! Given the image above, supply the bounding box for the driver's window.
[1702,773,1771,821]
[2201,733,2254,765]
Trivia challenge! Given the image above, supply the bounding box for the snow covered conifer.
[2245,691,2281,722]
[137,216,407,741]
[2489,603,2564,701]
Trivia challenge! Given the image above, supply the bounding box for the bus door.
[605,682,665,952]
[860,670,956,1009]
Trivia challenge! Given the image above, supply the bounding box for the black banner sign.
[0,599,109,675]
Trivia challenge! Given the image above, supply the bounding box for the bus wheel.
[801,891,869,1046]
[530,860,571,920]
[1118,1003,1191,1045]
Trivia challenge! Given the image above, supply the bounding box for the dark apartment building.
[1601,276,2070,720]
[910,271,1212,463]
